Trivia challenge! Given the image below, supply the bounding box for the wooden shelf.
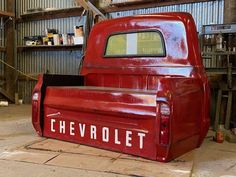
[105,0,211,13]
[111,0,155,7]
[17,7,84,22]
[17,45,83,52]
[206,68,236,75]
[0,10,14,18]
[203,52,236,56]
[0,46,6,52]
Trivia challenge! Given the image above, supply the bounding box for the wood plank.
[4,0,15,101]
[26,138,193,177]
[45,150,193,177]
[28,139,121,159]
[18,7,84,22]
[111,0,156,7]
[0,10,14,18]
[0,150,59,164]
[105,0,213,13]
[17,45,83,52]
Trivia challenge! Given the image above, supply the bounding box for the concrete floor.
[0,105,236,177]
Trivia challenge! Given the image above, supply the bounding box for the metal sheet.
[16,0,76,17]
[0,0,6,45]
[0,0,6,11]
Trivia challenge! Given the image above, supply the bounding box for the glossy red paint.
[32,12,210,162]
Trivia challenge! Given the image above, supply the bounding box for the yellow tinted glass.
[105,31,165,57]
[106,34,127,55]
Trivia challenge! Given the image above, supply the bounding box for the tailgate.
[43,86,158,160]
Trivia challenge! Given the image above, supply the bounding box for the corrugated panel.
[16,0,76,17]
[110,0,224,32]
[0,0,7,46]
[17,50,82,75]
[0,0,6,11]
[16,0,84,103]
[18,80,37,103]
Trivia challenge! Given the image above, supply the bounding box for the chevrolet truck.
[32,12,210,162]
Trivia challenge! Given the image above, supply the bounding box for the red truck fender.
[32,74,43,136]
[155,77,210,161]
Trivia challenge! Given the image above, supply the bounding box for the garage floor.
[0,105,236,177]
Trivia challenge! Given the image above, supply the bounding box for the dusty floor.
[0,105,235,177]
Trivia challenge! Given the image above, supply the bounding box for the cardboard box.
[74,36,84,45]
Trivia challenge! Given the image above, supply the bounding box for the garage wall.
[16,0,84,103]
[111,0,224,32]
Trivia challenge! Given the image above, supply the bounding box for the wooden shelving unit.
[0,10,14,18]
[17,44,83,52]
[0,0,16,102]
[17,7,84,22]
[17,7,84,52]
[17,7,85,52]
[0,46,6,52]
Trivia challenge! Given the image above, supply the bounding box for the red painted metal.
[32,12,210,162]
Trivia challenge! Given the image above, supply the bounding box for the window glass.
[105,31,165,57]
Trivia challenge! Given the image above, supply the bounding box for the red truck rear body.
[32,12,210,162]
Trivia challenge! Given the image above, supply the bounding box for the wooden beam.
[17,7,83,23]
[17,45,83,52]
[0,10,14,18]
[4,0,16,100]
[111,0,156,7]
[104,0,215,13]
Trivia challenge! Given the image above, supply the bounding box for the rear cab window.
[104,31,166,57]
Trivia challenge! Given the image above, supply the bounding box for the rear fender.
[155,77,207,162]
[32,75,43,136]
[155,78,173,162]
[32,74,84,136]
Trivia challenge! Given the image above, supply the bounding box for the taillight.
[32,92,39,123]
[160,103,170,116]
[32,93,39,101]
[160,103,170,145]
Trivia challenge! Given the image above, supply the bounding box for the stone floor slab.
[107,158,193,177]
[46,153,115,172]
[0,150,59,164]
